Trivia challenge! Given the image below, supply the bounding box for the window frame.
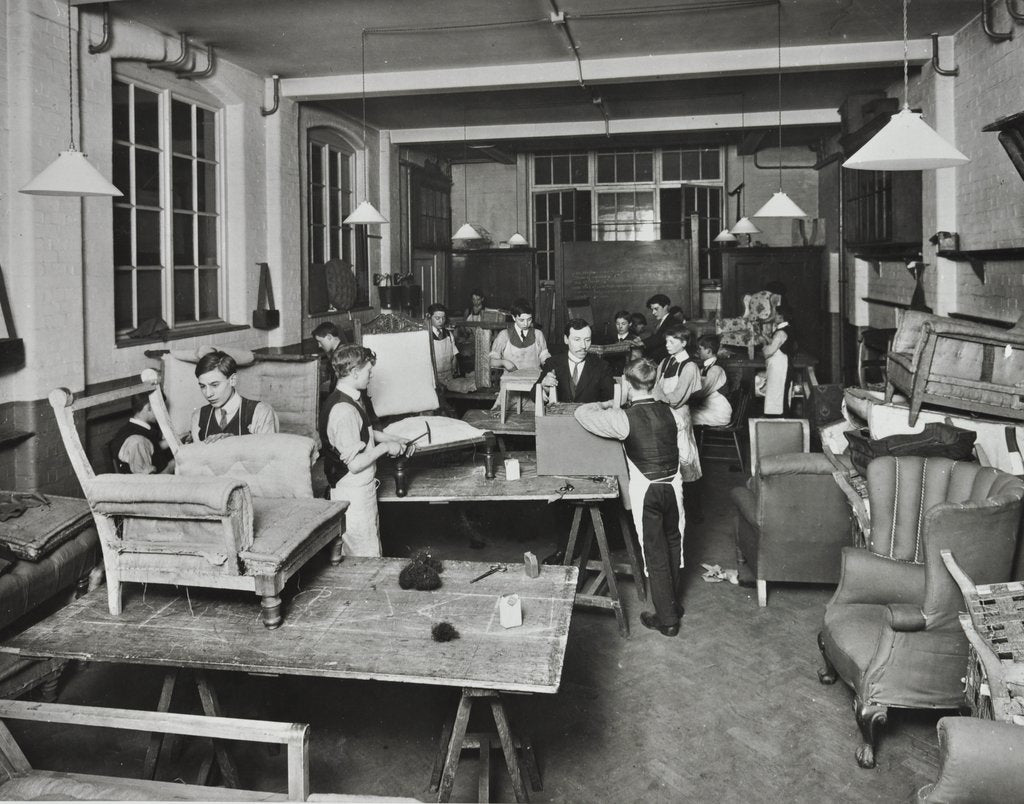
[112,72,225,341]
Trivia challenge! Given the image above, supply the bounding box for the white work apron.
[626,454,685,573]
[331,476,382,557]
[763,348,789,415]
[433,334,458,384]
[659,366,703,482]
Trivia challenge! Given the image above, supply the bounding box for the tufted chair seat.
[817,456,1024,768]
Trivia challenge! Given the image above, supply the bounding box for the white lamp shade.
[729,217,760,235]
[843,107,970,171]
[453,222,483,240]
[20,150,123,197]
[713,228,737,243]
[343,200,388,225]
[753,191,807,219]
[508,231,529,246]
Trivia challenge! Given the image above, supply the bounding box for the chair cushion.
[241,498,347,572]
[0,494,92,562]
[382,416,487,450]
[822,603,888,685]
[175,433,316,498]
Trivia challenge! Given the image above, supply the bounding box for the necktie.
[570,360,581,395]
[216,408,227,429]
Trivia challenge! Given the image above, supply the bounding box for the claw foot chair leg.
[854,699,887,769]
[816,632,837,684]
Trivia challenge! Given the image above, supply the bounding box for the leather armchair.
[817,456,1024,768]
[918,717,1024,803]
[731,452,852,606]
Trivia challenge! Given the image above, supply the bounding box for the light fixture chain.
[361,29,369,196]
[777,0,782,188]
[67,0,75,150]
[902,0,909,108]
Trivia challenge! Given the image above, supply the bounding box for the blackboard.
[559,240,696,343]
[449,249,534,316]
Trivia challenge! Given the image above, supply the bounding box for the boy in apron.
[574,358,684,637]
[320,345,415,557]
[762,309,794,416]
[190,351,278,443]
[427,303,459,386]
[690,334,733,427]
[653,322,702,483]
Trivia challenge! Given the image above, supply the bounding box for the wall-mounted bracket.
[1007,0,1024,22]
[87,2,112,54]
[147,32,191,71]
[937,247,1024,284]
[983,0,1013,41]
[177,45,215,80]
[260,75,281,117]
[930,33,959,76]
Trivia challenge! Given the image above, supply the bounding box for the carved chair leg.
[854,699,888,769]
[260,595,283,629]
[884,381,895,403]
[817,632,837,684]
[106,575,123,615]
[329,536,345,565]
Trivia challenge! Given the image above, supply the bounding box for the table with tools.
[378,451,644,637]
[0,557,578,803]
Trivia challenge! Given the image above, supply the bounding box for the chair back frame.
[747,417,810,477]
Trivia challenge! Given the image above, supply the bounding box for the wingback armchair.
[817,456,1024,768]
[49,377,348,629]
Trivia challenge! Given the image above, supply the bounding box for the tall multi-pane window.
[112,78,222,338]
[530,146,724,280]
[306,131,368,311]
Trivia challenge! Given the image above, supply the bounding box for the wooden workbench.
[0,557,577,802]
[379,452,643,637]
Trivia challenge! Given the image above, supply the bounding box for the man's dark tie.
[570,360,581,396]
[216,408,227,429]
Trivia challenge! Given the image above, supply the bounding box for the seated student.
[427,303,459,386]
[109,394,173,474]
[689,334,733,427]
[464,289,489,321]
[574,358,684,637]
[489,299,550,372]
[190,351,279,443]
[536,318,615,404]
[312,321,346,399]
[320,345,413,557]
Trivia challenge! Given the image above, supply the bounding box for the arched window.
[306,128,368,313]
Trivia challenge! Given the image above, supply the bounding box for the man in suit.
[536,318,615,404]
[642,293,674,364]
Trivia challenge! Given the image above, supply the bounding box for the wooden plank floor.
[4,462,942,802]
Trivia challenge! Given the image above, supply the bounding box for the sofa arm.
[919,717,1024,804]
[923,317,1024,348]
[891,310,933,354]
[84,474,250,519]
[758,452,837,477]
[886,603,927,632]
[830,547,925,606]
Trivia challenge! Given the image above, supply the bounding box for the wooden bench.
[0,699,413,801]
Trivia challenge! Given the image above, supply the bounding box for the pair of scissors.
[470,564,507,583]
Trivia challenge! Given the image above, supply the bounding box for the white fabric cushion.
[363,331,439,417]
[383,415,486,447]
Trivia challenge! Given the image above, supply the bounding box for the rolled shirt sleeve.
[248,401,279,434]
[574,402,631,440]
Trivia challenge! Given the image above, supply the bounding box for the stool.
[498,369,541,424]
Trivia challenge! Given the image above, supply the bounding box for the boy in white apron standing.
[320,345,415,557]
[574,358,684,637]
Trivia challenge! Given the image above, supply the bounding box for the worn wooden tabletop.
[461,404,581,436]
[380,451,617,503]
[0,558,577,694]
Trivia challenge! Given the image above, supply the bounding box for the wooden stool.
[498,370,541,424]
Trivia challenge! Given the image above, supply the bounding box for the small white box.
[499,594,523,629]
[504,458,521,481]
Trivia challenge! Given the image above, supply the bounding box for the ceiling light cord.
[66,0,75,151]
[902,0,910,109]
[776,0,782,188]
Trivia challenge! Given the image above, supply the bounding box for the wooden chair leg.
[756,579,767,607]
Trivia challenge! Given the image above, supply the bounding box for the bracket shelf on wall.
[936,247,1024,284]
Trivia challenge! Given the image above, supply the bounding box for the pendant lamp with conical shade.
[844,0,968,171]
[20,1,121,197]
[453,112,482,242]
[752,4,806,219]
[730,217,760,235]
[507,157,529,246]
[342,31,387,225]
[713,228,738,243]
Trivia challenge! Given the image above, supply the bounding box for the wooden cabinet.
[720,246,829,379]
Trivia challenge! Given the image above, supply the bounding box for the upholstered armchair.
[731,452,852,606]
[817,456,1024,768]
[49,379,348,629]
[918,717,1024,803]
